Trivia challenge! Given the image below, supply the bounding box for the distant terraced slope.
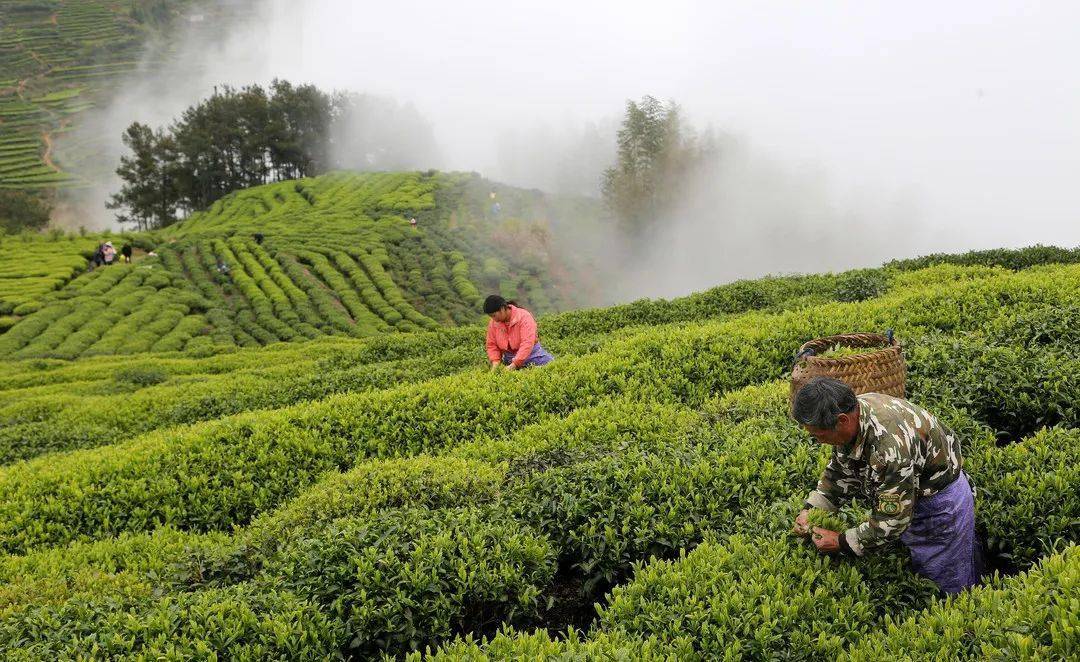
[0,171,579,358]
[0,0,215,190]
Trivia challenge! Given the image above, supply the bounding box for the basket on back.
[789,332,906,406]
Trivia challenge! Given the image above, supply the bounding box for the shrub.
[834,268,888,302]
[0,583,343,661]
[595,534,937,660]
[113,365,169,387]
[844,546,1080,661]
[257,508,555,658]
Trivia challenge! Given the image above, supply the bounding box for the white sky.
[81,1,1079,274]
[223,0,1080,250]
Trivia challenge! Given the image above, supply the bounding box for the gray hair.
[792,377,858,428]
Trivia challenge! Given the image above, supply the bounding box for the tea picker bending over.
[791,377,983,594]
[484,295,554,370]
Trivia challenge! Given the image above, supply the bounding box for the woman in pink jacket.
[484,295,555,370]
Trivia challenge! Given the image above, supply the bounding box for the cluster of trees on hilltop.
[109,80,334,230]
[110,85,716,236]
[109,81,439,230]
[602,96,719,238]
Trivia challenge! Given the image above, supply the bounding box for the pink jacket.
[486,305,538,368]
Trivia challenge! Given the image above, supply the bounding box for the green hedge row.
[416,545,1079,661]
[843,545,1079,660]
[0,344,482,463]
[1,263,1077,552]
[0,373,1075,658]
[887,244,1080,272]
[296,249,388,335]
[0,258,875,461]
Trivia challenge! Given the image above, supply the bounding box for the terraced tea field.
[0,232,1077,658]
[0,0,213,190]
[0,230,105,325]
[0,171,580,359]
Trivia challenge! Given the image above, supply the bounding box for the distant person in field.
[409,217,418,227]
[484,295,554,370]
[253,233,264,245]
[120,244,133,263]
[90,243,105,269]
[101,242,117,265]
[791,377,982,594]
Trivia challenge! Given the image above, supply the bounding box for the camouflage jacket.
[804,393,964,555]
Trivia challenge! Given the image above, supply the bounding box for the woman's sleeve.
[485,323,502,363]
[511,313,538,367]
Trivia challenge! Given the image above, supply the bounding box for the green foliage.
[906,332,1080,438]
[973,427,1080,567]
[0,252,1078,658]
[109,84,443,228]
[887,244,1080,272]
[2,262,1079,553]
[259,508,555,658]
[806,507,848,531]
[113,365,168,387]
[601,95,717,237]
[0,190,51,232]
[0,0,206,191]
[594,534,937,660]
[834,268,888,302]
[2,172,575,358]
[0,583,344,660]
[844,546,1080,660]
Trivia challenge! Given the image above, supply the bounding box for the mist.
[60,0,1080,300]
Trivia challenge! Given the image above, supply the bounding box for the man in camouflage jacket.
[791,376,982,594]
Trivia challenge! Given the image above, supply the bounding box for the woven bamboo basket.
[789,332,906,406]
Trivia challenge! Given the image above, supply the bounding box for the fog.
[63,0,1080,300]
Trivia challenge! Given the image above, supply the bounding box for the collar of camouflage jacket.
[844,398,871,460]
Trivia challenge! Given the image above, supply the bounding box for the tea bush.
[834,268,888,302]
[2,263,1079,554]
[0,251,1078,658]
[0,583,343,661]
[844,545,1080,661]
[593,534,937,660]
[0,262,867,462]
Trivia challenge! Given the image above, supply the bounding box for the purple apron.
[501,343,554,368]
[900,471,982,594]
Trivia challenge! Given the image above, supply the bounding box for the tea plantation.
[0,183,1077,658]
[0,171,581,368]
[0,0,217,190]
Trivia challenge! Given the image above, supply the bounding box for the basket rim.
[795,333,902,367]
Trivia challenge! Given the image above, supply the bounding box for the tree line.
[108,80,439,230]
[110,85,714,235]
[109,80,336,230]
[602,95,719,238]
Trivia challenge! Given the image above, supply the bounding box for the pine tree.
[601,96,719,238]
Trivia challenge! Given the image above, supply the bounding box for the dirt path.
[4,78,29,97]
[40,118,70,173]
[26,48,48,69]
[41,131,58,171]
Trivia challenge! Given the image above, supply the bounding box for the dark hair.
[792,377,858,428]
[483,295,517,315]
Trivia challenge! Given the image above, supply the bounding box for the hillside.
[0,171,589,359]
[0,0,228,191]
[0,244,1077,658]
